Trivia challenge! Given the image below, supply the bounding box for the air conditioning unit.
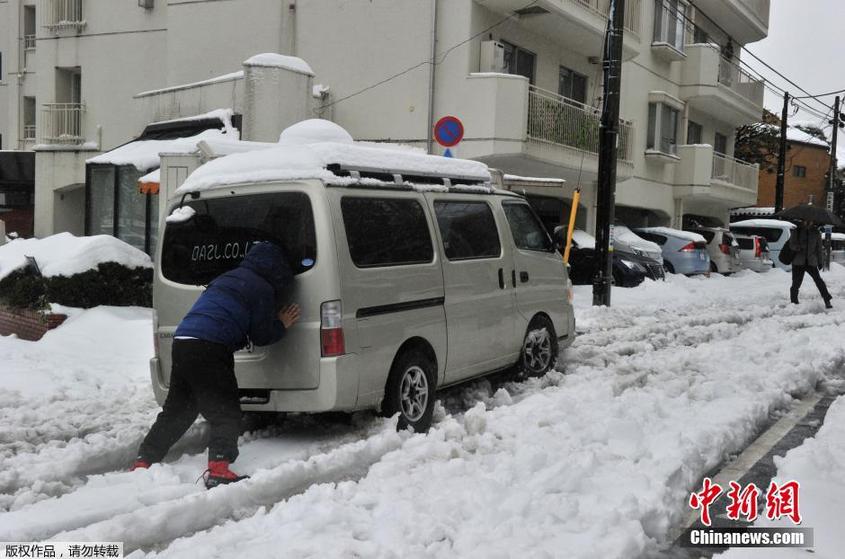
[480,40,507,73]
[138,0,154,9]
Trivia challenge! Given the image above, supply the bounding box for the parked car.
[685,226,742,275]
[732,233,773,273]
[633,226,710,275]
[556,228,646,287]
[612,225,665,280]
[829,232,845,266]
[152,146,576,433]
[729,219,796,271]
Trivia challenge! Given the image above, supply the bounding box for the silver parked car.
[729,219,796,271]
[685,226,742,275]
[151,148,576,432]
[634,226,710,275]
[829,232,845,266]
[732,233,773,273]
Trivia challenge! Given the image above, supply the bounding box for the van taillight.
[754,237,762,258]
[320,300,345,357]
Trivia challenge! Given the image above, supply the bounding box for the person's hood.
[240,242,292,292]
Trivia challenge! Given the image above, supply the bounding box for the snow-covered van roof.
[635,226,706,243]
[730,219,797,229]
[175,119,492,195]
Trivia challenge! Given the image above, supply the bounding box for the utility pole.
[824,96,842,270]
[774,91,789,214]
[592,0,625,307]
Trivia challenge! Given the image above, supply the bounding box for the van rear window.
[161,192,316,285]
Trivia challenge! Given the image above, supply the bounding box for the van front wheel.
[382,350,436,433]
[519,316,558,378]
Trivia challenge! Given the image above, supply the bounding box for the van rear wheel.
[382,350,436,433]
[519,316,558,378]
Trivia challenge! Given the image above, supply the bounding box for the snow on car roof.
[572,230,596,249]
[831,232,845,241]
[0,232,151,281]
[730,219,796,229]
[636,226,706,243]
[613,225,661,253]
[176,120,491,194]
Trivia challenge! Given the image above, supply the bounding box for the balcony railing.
[718,56,764,105]
[42,103,85,144]
[712,152,757,191]
[44,0,85,32]
[574,0,642,35]
[527,86,633,162]
[24,35,36,50]
[23,125,36,141]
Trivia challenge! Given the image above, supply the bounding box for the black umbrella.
[776,204,844,227]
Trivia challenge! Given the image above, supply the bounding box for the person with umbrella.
[779,204,839,308]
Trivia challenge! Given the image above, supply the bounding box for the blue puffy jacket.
[175,242,294,352]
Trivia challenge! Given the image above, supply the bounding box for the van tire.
[382,350,436,433]
[518,316,559,378]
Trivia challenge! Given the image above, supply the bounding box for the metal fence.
[712,152,757,191]
[574,0,642,34]
[23,125,36,141]
[527,86,634,162]
[24,35,36,50]
[44,0,85,31]
[42,103,85,144]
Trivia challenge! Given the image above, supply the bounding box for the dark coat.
[175,242,294,352]
[789,225,824,268]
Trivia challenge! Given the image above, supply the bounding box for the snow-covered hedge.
[0,234,152,310]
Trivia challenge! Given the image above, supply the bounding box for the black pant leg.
[790,266,805,302]
[183,344,242,463]
[138,341,200,463]
[805,265,832,300]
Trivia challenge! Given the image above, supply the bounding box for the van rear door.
[156,187,329,391]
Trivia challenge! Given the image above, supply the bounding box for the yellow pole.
[563,187,581,265]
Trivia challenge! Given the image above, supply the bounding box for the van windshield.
[160,192,316,286]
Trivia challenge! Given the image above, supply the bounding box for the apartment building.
[0,0,770,246]
[756,129,831,209]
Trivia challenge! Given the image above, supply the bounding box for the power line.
[792,88,845,101]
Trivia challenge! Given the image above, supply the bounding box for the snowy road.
[1,267,844,558]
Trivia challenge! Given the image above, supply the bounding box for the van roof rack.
[325,163,490,189]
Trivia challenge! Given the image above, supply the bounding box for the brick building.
[757,129,831,208]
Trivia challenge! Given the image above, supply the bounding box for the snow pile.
[150,108,234,128]
[720,395,845,559]
[731,219,796,230]
[176,121,491,194]
[0,233,151,281]
[572,229,596,249]
[243,53,314,76]
[86,129,229,171]
[278,119,353,145]
[165,206,196,224]
[636,226,707,244]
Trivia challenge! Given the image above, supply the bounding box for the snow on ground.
[2,266,845,558]
[0,233,151,280]
[719,394,845,559]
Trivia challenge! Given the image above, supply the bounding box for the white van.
[729,219,796,270]
[150,138,575,432]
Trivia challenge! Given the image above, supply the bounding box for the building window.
[86,165,159,254]
[45,0,85,32]
[558,66,587,104]
[687,121,702,145]
[502,41,536,84]
[23,97,36,142]
[653,0,686,52]
[794,166,807,178]
[714,132,728,155]
[647,102,680,155]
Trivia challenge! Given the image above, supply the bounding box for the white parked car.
[730,219,796,271]
[830,232,845,266]
[685,226,742,275]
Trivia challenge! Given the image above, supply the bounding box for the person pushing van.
[132,241,301,488]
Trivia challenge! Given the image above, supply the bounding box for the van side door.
[500,200,571,341]
[427,195,519,383]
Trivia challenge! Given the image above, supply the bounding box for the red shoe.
[204,460,249,489]
[130,459,151,471]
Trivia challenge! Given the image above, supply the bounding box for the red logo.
[689,477,723,526]
[689,479,802,526]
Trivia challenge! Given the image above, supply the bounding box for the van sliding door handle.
[520,271,529,283]
[498,268,505,289]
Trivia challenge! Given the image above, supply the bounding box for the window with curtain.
[559,66,587,104]
[646,102,679,155]
[653,0,687,52]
